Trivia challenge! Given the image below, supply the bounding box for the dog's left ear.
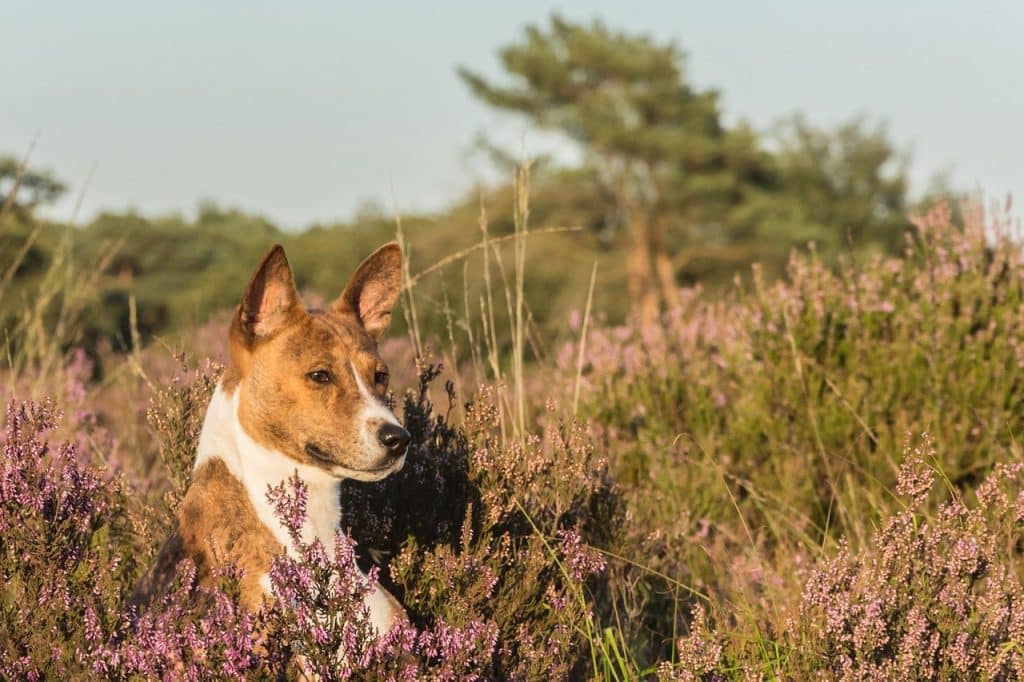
[334,242,403,340]
[237,244,301,343]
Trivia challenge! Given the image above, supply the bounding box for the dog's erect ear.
[333,242,403,340]
[237,244,301,342]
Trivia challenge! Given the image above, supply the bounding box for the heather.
[564,202,1024,558]
[560,202,1024,677]
[4,199,1024,679]
[0,369,611,679]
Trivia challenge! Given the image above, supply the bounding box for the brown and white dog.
[133,242,409,633]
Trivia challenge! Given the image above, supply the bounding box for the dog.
[132,242,409,634]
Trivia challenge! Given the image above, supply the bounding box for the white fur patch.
[350,362,405,463]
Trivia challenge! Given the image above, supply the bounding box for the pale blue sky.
[5,2,1022,229]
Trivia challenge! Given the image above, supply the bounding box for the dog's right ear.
[333,242,403,341]
[235,244,300,343]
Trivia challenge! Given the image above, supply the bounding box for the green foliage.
[771,114,911,256]
[461,15,925,312]
[459,15,772,237]
[0,154,65,217]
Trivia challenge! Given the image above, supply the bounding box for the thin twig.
[573,260,599,417]
[404,225,581,290]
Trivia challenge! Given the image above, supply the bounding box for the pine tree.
[459,16,776,322]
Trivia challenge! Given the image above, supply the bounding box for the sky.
[4,1,1023,229]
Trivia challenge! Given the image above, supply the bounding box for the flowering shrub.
[795,441,1024,679]
[567,204,1024,533]
[261,473,502,680]
[555,203,1024,669]
[0,363,613,679]
[658,437,1024,680]
[340,367,619,679]
[6,202,1024,678]
[0,400,130,679]
[0,399,262,679]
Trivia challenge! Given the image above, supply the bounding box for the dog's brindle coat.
[132,243,409,632]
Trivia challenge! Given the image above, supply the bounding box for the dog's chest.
[194,387,345,556]
[294,478,344,550]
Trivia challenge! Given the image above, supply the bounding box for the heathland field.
[3,191,1024,679]
[3,15,1023,681]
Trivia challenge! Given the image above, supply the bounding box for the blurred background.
[3,1,1022,352]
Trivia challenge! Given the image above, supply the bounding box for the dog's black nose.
[377,423,411,457]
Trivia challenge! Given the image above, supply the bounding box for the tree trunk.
[651,213,681,312]
[627,211,660,326]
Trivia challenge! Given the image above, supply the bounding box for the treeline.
[1,16,951,351]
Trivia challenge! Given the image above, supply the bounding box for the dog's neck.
[194,384,342,554]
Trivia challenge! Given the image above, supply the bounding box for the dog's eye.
[308,370,332,385]
[374,370,389,386]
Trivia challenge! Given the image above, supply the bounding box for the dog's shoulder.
[131,457,284,612]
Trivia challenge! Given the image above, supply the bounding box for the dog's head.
[226,242,409,482]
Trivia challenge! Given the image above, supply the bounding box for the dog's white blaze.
[350,361,404,461]
[193,384,400,634]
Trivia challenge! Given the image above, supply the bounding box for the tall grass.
[3,151,1024,679]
